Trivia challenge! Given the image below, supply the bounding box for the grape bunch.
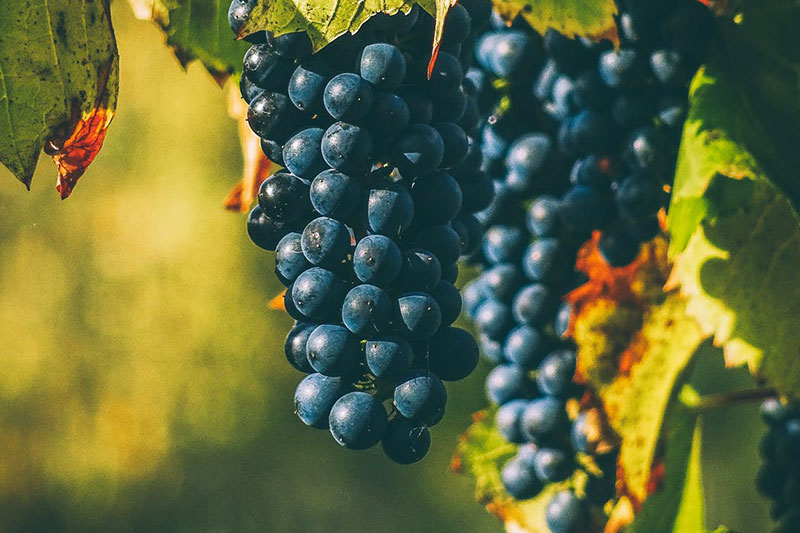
[458,0,712,528]
[229,0,495,462]
[757,398,800,532]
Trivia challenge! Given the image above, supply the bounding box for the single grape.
[359,43,407,90]
[496,399,528,444]
[536,349,577,397]
[545,491,590,533]
[321,122,374,174]
[353,234,403,286]
[365,337,413,380]
[310,169,361,220]
[382,416,431,465]
[301,216,351,267]
[410,172,463,224]
[430,281,463,327]
[258,172,310,222]
[247,92,300,143]
[284,322,316,373]
[366,183,415,236]
[365,92,411,138]
[501,457,543,500]
[342,284,392,335]
[426,326,479,381]
[323,73,374,121]
[306,324,362,376]
[486,364,529,405]
[482,225,527,265]
[413,224,463,265]
[392,124,445,177]
[329,391,388,449]
[522,238,564,283]
[396,249,442,292]
[521,397,569,442]
[294,373,348,429]
[291,267,346,321]
[533,448,573,483]
[288,60,333,113]
[512,283,555,326]
[275,232,312,285]
[247,206,296,251]
[283,128,327,180]
[474,299,513,340]
[394,369,448,426]
[504,325,548,369]
[394,292,442,340]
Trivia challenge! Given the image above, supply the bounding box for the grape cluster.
[230,0,495,462]
[459,0,712,527]
[757,399,800,532]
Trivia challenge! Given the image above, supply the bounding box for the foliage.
[491,0,618,43]
[668,0,800,400]
[0,0,118,196]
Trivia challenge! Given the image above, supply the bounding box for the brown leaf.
[225,85,273,212]
[43,57,117,200]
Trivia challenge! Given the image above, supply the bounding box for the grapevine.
[2,0,800,531]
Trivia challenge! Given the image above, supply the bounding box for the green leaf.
[452,410,589,531]
[628,402,704,533]
[128,0,250,81]
[577,294,706,504]
[669,182,800,399]
[491,0,618,42]
[0,0,119,190]
[668,0,800,254]
[239,0,420,52]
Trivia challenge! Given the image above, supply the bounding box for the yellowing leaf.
[669,183,800,399]
[0,0,119,195]
[569,237,706,506]
[239,0,419,52]
[491,0,618,43]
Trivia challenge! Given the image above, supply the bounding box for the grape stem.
[689,387,778,412]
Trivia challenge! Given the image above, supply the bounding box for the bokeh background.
[0,5,773,532]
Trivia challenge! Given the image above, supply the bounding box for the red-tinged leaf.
[426,0,459,79]
[225,84,273,212]
[46,104,114,200]
[567,235,707,509]
[269,291,286,311]
[0,0,119,193]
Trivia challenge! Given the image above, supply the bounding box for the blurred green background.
[0,5,773,532]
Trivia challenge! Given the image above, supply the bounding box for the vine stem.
[689,387,778,412]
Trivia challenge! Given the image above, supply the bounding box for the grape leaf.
[237,0,420,52]
[451,410,594,532]
[0,0,118,196]
[626,399,704,533]
[568,237,706,506]
[127,0,250,82]
[668,183,800,399]
[491,0,618,43]
[668,0,800,254]
[666,0,800,399]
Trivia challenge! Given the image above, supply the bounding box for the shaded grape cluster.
[757,399,800,532]
[460,0,713,528]
[229,0,494,462]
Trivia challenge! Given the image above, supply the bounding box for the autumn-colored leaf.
[568,235,706,509]
[491,0,619,45]
[225,84,273,212]
[426,0,459,78]
[0,0,119,194]
[268,290,287,311]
